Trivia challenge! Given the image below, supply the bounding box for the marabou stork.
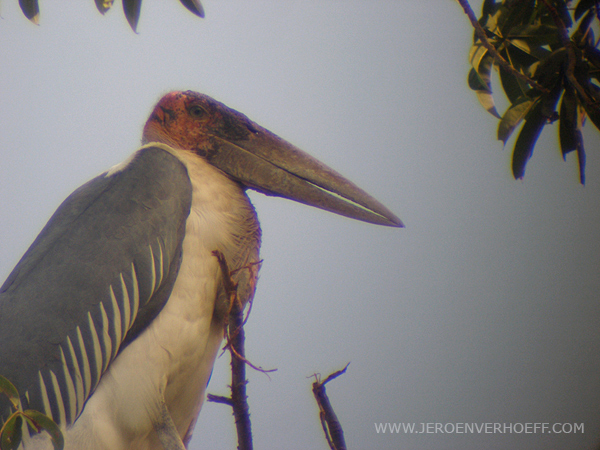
[0,91,402,449]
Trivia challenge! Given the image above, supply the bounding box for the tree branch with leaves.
[461,0,600,184]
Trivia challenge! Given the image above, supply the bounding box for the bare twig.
[206,394,234,407]
[457,0,549,92]
[215,257,275,375]
[312,363,350,450]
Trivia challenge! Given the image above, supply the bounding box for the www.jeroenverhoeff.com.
[374,422,584,434]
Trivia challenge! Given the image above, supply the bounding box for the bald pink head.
[140,90,403,227]
[142,91,256,156]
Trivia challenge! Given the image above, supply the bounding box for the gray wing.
[0,146,192,427]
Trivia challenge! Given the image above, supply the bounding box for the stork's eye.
[189,105,206,118]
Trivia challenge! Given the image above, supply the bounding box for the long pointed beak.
[205,126,403,227]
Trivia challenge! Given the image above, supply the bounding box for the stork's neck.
[147,143,262,303]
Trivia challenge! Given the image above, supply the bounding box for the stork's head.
[143,90,403,227]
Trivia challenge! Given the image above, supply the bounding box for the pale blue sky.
[1,1,600,449]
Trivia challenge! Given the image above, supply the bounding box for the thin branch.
[211,250,254,450]
[312,363,350,450]
[539,0,599,108]
[457,0,549,92]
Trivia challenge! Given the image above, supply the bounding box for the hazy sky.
[1,1,600,449]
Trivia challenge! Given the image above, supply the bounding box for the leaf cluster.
[17,0,204,31]
[0,375,63,450]
[468,0,600,183]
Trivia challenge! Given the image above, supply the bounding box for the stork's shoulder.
[1,145,192,294]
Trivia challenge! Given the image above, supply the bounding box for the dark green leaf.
[507,23,558,37]
[512,84,562,179]
[23,411,64,450]
[532,48,566,89]
[18,0,39,24]
[482,0,497,18]
[576,75,600,131]
[540,86,563,119]
[535,0,572,28]
[468,55,501,118]
[480,7,503,39]
[554,0,573,29]
[510,38,560,57]
[559,84,587,184]
[512,105,546,179]
[498,1,533,36]
[577,140,586,185]
[469,43,489,73]
[574,0,597,21]
[583,100,600,132]
[584,47,600,74]
[123,0,142,32]
[504,44,544,72]
[0,414,22,450]
[506,24,561,48]
[559,86,579,156]
[95,0,114,15]
[475,92,501,118]
[468,68,487,91]
[499,65,527,104]
[180,0,204,18]
[0,376,20,411]
[572,9,596,46]
[498,96,538,144]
